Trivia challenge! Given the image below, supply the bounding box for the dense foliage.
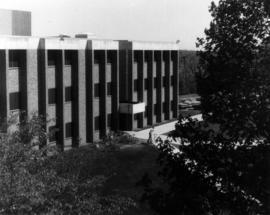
[0,113,135,214]
[140,0,270,214]
[179,51,199,95]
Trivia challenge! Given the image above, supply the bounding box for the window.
[65,51,73,65]
[48,52,56,66]
[107,114,112,128]
[65,86,72,102]
[154,104,157,115]
[107,56,113,64]
[65,122,73,138]
[171,101,174,110]
[144,79,148,90]
[154,77,157,88]
[134,113,140,120]
[144,106,148,117]
[163,77,166,87]
[134,79,138,92]
[94,83,100,98]
[107,82,112,96]
[94,116,100,131]
[163,102,167,113]
[171,76,174,85]
[9,92,21,110]
[94,56,100,65]
[9,51,20,67]
[48,88,57,104]
[49,126,58,142]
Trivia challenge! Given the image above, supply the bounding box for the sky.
[1,0,217,50]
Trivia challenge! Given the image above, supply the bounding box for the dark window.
[9,51,20,67]
[107,114,112,128]
[107,56,113,64]
[171,76,174,85]
[107,82,112,96]
[94,56,100,64]
[48,88,57,104]
[154,104,157,115]
[163,77,166,87]
[49,126,58,142]
[65,52,73,65]
[134,113,140,120]
[154,77,157,88]
[171,101,174,110]
[94,116,100,131]
[65,86,72,102]
[48,53,56,66]
[134,79,138,92]
[94,83,100,98]
[9,92,21,110]
[163,102,167,113]
[144,79,148,90]
[65,122,73,138]
[145,106,148,117]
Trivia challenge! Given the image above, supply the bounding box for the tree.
[0,113,134,214]
[179,51,199,95]
[139,0,270,214]
[196,0,270,118]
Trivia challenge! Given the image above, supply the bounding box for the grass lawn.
[179,108,201,118]
[52,142,160,214]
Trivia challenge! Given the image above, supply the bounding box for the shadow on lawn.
[50,143,160,215]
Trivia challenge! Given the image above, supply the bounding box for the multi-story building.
[0,9,181,150]
[0,36,180,149]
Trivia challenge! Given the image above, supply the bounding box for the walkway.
[126,114,202,141]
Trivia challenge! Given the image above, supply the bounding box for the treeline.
[179,50,199,95]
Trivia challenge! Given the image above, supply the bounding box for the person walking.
[148,126,155,145]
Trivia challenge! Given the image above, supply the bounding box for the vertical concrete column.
[69,50,79,147]
[128,50,134,102]
[112,50,119,132]
[146,51,154,125]
[138,51,144,102]
[119,48,128,102]
[100,50,107,138]
[77,49,86,145]
[150,51,155,124]
[128,50,135,130]
[168,51,172,119]
[161,51,165,122]
[119,41,133,130]
[104,50,109,135]
[156,51,162,123]
[19,51,27,119]
[38,40,48,146]
[138,51,144,128]
[0,50,9,126]
[86,41,93,143]
[56,50,64,150]
[26,49,39,116]
[164,51,170,120]
[172,51,179,118]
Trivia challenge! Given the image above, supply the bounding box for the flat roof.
[119,40,180,50]
[0,35,179,50]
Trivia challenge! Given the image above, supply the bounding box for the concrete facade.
[0,36,180,149]
[118,41,179,131]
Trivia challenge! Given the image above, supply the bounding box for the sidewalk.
[126,114,202,141]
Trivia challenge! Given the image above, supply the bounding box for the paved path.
[126,114,202,141]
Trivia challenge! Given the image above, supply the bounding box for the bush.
[0,113,135,214]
